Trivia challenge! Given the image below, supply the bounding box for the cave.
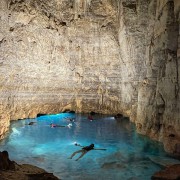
[0,0,180,179]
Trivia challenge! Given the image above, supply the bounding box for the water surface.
[0,113,171,180]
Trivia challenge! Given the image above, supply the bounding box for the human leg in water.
[69,150,87,161]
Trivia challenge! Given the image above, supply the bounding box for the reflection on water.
[0,113,174,180]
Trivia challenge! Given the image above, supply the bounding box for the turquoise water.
[0,113,169,180]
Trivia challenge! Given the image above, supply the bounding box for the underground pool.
[0,113,176,180]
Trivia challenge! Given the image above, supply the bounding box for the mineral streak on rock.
[0,0,179,156]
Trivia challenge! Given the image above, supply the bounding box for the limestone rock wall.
[117,0,149,120]
[135,0,180,156]
[117,0,180,156]
[0,0,122,138]
[0,0,179,156]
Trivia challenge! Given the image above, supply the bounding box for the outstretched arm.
[93,148,107,150]
[56,125,66,127]
[75,143,84,147]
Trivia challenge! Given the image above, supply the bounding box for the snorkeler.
[65,117,75,122]
[88,115,93,121]
[50,123,66,128]
[69,143,106,161]
[25,122,36,125]
[67,123,73,128]
[50,123,72,128]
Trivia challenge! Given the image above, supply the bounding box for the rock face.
[0,151,58,180]
[0,151,15,170]
[152,164,180,180]
[0,0,179,156]
[0,150,59,179]
[135,0,180,157]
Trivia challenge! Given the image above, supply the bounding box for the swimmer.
[69,143,106,161]
[65,117,75,122]
[50,123,66,128]
[25,122,36,125]
[50,123,72,128]
[88,115,93,121]
[67,123,73,128]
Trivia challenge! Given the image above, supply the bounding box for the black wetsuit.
[82,145,94,151]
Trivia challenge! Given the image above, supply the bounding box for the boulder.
[0,151,59,180]
[152,164,180,180]
[0,151,15,170]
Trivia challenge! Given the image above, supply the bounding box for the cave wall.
[117,0,180,156]
[0,0,123,139]
[136,0,180,156]
[0,0,179,155]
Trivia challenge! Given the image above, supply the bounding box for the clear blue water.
[0,113,170,180]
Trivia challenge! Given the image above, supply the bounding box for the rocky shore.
[0,151,59,180]
[152,164,180,180]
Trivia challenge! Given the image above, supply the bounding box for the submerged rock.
[148,155,180,167]
[101,161,126,169]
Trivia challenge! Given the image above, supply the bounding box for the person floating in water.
[50,123,72,128]
[25,122,36,125]
[69,143,106,161]
[65,117,75,122]
[67,123,73,128]
[88,115,93,121]
[50,123,65,128]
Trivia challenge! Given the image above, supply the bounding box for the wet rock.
[0,151,59,179]
[0,160,59,180]
[152,164,180,180]
[0,163,60,180]
[27,172,59,180]
[0,151,15,170]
